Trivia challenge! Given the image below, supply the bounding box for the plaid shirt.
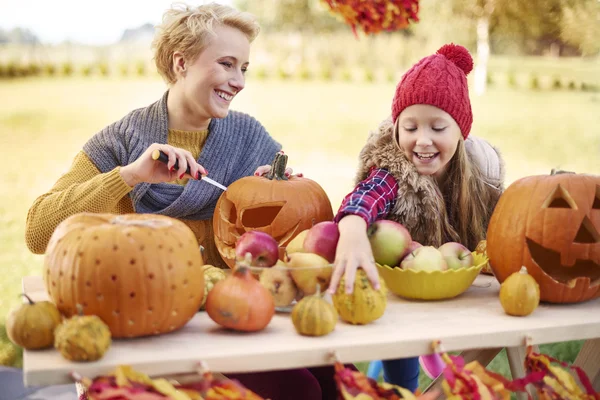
[335,167,399,226]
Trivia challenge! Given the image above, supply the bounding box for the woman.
[25,3,281,269]
[22,3,336,399]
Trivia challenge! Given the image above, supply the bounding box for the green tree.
[234,0,342,32]
[559,0,600,56]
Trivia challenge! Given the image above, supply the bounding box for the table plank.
[22,275,600,387]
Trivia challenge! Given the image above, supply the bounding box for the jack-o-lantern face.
[213,153,334,268]
[487,172,600,304]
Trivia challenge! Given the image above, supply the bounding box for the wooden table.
[22,275,600,397]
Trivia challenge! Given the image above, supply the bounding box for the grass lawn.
[0,76,596,388]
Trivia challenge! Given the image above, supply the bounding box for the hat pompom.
[437,43,473,75]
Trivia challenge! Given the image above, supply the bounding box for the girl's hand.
[120,143,208,187]
[327,215,380,295]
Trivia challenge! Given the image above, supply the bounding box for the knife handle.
[151,150,193,176]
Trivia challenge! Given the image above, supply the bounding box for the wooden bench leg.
[506,345,539,400]
[424,348,503,399]
[573,338,600,391]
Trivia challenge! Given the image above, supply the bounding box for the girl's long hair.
[442,139,497,250]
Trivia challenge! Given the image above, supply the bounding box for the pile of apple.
[234,221,339,307]
[233,219,476,307]
[368,220,474,271]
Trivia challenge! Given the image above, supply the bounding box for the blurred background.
[1,0,598,387]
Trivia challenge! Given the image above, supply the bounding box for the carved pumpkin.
[213,152,334,268]
[487,171,600,303]
[44,213,205,338]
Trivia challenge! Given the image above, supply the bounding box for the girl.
[327,43,506,391]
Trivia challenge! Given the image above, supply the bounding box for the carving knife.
[151,150,228,191]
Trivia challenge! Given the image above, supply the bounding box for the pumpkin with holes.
[213,152,334,268]
[44,213,205,338]
[487,171,600,304]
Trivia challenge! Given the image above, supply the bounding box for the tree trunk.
[474,13,490,96]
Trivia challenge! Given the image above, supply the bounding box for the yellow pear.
[287,252,332,295]
[286,230,309,255]
[259,262,299,307]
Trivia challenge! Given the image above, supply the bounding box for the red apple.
[303,221,339,263]
[235,231,279,267]
[400,246,447,272]
[367,220,412,267]
[438,242,474,270]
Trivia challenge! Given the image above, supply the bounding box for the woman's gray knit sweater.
[83,90,281,220]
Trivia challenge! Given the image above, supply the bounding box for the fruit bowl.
[249,262,334,312]
[376,252,488,300]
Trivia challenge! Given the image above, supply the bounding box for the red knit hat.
[391,43,474,139]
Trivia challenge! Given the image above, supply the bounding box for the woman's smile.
[215,89,234,102]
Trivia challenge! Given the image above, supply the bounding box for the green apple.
[367,220,412,267]
[438,242,474,270]
[400,246,448,272]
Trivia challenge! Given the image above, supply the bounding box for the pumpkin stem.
[550,169,575,175]
[233,253,253,278]
[519,266,529,274]
[265,152,288,181]
[20,293,35,305]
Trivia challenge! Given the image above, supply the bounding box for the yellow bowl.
[376,252,488,300]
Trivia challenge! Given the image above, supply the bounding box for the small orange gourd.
[499,266,540,316]
[205,262,275,332]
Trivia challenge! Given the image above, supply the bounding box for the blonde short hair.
[152,2,260,85]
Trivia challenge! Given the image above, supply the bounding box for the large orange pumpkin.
[44,213,205,338]
[213,152,334,268]
[487,171,600,303]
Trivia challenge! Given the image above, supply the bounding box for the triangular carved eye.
[593,185,600,209]
[542,184,577,209]
[241,202,286,229]
[574,216,600,244]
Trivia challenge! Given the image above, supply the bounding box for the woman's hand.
[253,164,300,178]
[327,215,380,295]
[120,143,208,187]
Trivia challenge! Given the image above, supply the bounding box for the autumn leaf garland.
[321,0,420,36]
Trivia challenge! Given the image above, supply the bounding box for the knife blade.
[151,149,227,191]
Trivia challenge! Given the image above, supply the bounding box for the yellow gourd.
[291,285,337,336]
[0,342,17,366]
[200,265,227,310]
[54,306,112,362]
[6,294,62,350]
[332,269,387,325]
[499,266,540,316]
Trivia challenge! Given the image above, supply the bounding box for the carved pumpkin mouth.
[526,238,600,286]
